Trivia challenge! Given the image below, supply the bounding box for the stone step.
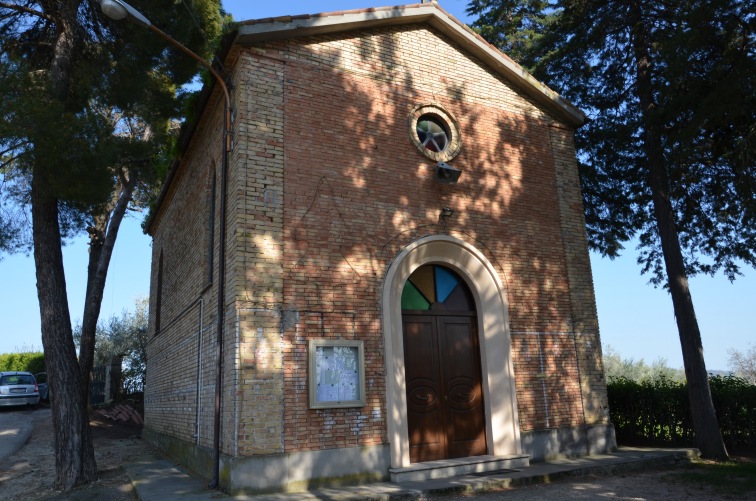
[389,454,531,483]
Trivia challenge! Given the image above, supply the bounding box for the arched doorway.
[401,264,487,462]
[382,235,521,468]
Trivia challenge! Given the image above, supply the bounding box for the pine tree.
[0,0,224,489]
[469,0,755,459]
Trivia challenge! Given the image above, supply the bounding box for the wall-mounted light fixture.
[434,161,461,184]
[439,206,455,225]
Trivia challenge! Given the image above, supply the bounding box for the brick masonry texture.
[146,22,609,460]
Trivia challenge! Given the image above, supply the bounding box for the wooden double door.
[402,313,487,463]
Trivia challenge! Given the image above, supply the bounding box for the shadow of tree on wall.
[445,77,594,439]
[230,18,604,487]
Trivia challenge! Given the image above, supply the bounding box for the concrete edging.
[393,448,700,499]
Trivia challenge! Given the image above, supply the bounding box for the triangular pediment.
[233,3,585,128]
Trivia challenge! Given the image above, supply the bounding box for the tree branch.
[0,1,54,22]
[0,150,27,170]
[0,140,28,157]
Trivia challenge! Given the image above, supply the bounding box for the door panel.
[438,316,487,458]
[403,317,445,462]
[403,314,487,462]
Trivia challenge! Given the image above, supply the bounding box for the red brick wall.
[260,25,601,452]
[512,333,585,431]
[147,22,608,458]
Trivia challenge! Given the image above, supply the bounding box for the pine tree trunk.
[78,229,102,404]
[79,178,134,405]
[30,1,97,489]
[32,173,97,490]
[629,1,728,460]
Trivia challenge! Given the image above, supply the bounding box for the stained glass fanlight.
[401,265,474,311]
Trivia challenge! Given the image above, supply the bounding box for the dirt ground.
[2,406,754,501]
[0,404,151,501]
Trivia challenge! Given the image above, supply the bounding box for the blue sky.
[0,0,753,371]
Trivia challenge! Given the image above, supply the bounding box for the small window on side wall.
[309,340,366,409]
[155,250,163,335]
[207,170,217,286]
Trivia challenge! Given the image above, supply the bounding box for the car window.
[0,375,35,385]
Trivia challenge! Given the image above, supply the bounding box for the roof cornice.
[236,2,586,128]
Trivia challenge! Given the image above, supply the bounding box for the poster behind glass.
[309,340,365,408]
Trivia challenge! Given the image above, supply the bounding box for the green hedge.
[608,375,756,452]
[0,352,46,374]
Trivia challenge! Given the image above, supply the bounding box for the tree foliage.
[0,0,226,233]
[0,177,25,254]
[0,0,225,490]
[728,344,756,384]
[75,297,148,393]
[465,0,552,63]
[603,345,685,383]
[469,0,755,282]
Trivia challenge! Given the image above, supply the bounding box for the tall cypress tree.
[469,0,755,459]
[0,0,224,489]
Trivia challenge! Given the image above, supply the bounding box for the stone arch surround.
[382,235,522,468]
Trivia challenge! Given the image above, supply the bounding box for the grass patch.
[671,456,756,497]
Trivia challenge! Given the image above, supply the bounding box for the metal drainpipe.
[210,81,231,489]
[195,299,203,446]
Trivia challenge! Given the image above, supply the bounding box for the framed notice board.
[309,339,366,409]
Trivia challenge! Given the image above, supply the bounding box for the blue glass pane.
[402,281,431,310]
[435,266,459,303]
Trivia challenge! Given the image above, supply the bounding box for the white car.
[0,371,40,407]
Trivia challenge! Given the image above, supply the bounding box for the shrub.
[0,351,46,374]
[709,375,756,452]
[608,375,756,452]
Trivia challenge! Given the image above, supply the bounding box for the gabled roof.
[146,3,585,235]
[235,2,586,128]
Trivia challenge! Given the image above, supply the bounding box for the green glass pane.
[402,281,431,310]
[435,266,459,303]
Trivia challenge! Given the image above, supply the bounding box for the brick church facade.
[144,2,615,494]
